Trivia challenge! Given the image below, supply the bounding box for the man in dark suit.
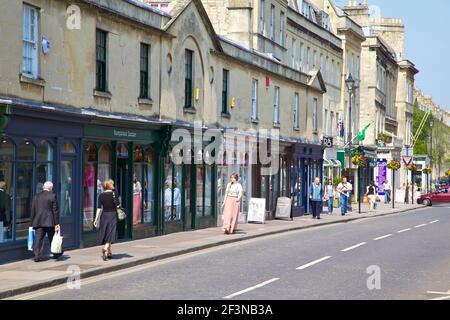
[31,181,61,262]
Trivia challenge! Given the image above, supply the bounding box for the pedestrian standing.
[383,180,392,204]
[324,179,334,215]
[221,173,243,234]
[366,181,377,211]
[309,177,324,219]
[97,179,120,261]
[337,177,352,216]
[31,181,61,262]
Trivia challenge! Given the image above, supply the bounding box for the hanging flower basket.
[446,170,450,177]
[423,168,432,175]
[352,154,367,167]
[387,160,401,171]
[407,164,417,171]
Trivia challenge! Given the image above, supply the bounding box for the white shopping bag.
[51,231,63,254]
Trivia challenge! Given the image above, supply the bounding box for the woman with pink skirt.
[222,173,243,234]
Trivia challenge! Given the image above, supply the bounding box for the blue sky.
[335,0,450,110]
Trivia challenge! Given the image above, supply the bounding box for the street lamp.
[430,118,433,191]
[345,74,356,146]
[345,74,356,212]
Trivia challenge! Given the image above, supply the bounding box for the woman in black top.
[365,181,378,211]
[97,179,120,261]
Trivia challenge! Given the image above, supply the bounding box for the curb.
[0,206,420,299]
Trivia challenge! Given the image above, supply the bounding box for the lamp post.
[430,118,433,191]
[345,74,356,211]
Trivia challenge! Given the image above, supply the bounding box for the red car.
[418,189,450,206]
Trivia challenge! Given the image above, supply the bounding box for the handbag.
[112,191,127,221]
[93,208,102,229]
[363,195,369,203]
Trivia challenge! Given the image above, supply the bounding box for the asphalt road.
[16,205,450,300]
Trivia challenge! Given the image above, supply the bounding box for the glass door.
[60,157,77,248]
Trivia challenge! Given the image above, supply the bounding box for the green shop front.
[82,124,217,247]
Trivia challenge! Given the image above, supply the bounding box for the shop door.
[116,158,130,240]
[304,164,310,214]
[59,157,79,248]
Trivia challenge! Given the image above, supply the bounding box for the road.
[14,205,450,300]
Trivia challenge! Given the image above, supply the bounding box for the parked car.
[417,189,450,206]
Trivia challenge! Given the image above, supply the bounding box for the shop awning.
[323,159,333,167]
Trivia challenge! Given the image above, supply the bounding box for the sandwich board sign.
[275,197,292,220]
[247,198,266,224]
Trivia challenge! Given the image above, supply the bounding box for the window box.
[19,74,45,87]
[183,107,196,114]
[138,98,153,106]
[93,90,112,99]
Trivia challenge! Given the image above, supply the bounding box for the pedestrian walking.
[337,177,352,216]
[309,177,324,219]
[221,173,243,234]
[366,181,378,211]
[96,179,120,261]
[30,181,61,262]
[383,180,391,204]
[324,179,334,215]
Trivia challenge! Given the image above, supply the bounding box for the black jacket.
[31,191,60,228]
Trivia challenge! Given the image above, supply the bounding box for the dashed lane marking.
[414,224,427,228]
[296,256,332,270]
[373,234,393,241]
[341,243,367,252]
[224,278,280,299]
[429,220,439,224]
[397,228,411,233]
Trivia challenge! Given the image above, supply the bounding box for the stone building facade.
[0,0,326,262]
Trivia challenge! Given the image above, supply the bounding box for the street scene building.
[0,0,447,270]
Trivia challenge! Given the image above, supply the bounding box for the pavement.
[0,202,421,299]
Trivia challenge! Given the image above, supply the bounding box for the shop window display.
[0,139,14,243]
[83,144,97,231]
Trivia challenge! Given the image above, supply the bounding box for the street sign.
[403,156,413,165]
[321,136,333,148]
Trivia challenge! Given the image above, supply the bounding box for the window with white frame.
[294,93,299,128]
[22,4,39,78]
[299,43,304,71]
[274,86,280,124]
[260,0,266,34]
[313,98,318,131]
[252,79,258,120]
[270,4,275,41]
[280,11,285,46]
[291,38,296,68]
[302,1,310,19]
[149,2,169,12]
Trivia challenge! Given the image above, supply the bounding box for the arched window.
[37,140,53,162]
[83,143,97,232]
[17,139,34,161]
[117,143,128,158]
[99,144,111,163]
[134,146,144,162]
[98,145,111,190]
[85,143,97,162]
[62,141,76,154]
[0,138,14,161]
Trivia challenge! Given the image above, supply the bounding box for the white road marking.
[296,256,332,270]
[429,220,439,224]
[414,224,427,228]
[224,278,280,299]
[427,291,450,295]
[341,242,367,252]
[373,234,393,241]
[397,228,411,233]
[429,296,450,301]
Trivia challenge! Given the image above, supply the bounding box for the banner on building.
[247,198,266,224]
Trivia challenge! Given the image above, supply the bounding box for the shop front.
[0,105,82,263]
[290,144,324,216]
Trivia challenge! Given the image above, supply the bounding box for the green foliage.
[333,176,343,186]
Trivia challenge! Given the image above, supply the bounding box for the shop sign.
[275,197,292,220]
[247,198,266,224]
[84,125,157,142]
[321,136,333,148]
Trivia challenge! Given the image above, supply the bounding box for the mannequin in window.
[164,176,181,221]
[133,174,142,225]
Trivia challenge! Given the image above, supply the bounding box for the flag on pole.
[358,123,371,142]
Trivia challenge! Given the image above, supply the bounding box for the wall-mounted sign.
[322,136,333,148]
[84,125,158,143]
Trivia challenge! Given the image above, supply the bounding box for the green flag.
[358,123,371,142]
